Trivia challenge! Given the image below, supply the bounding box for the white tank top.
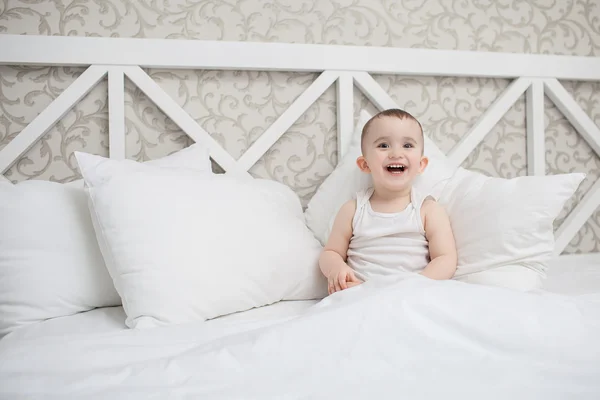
[346,187,431,281]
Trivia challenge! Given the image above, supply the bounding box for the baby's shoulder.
[419,195,452,228]
[419,195,438,212]
[336,198,357,220]
[418,195,440,226]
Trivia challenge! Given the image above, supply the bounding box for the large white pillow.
[305,109,458,245]
[75,151,327,329]
[0,143,212,338]
[438,167,586,291]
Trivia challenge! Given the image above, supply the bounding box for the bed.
[1,34,600,399]
[2,255,598,341]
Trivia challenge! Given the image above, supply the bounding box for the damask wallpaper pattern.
[1,0,599,253]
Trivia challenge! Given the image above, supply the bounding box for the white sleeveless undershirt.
[346,187,431,281]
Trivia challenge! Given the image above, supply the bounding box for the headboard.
[1,33,600,256]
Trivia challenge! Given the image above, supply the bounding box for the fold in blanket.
[1,276,599,400]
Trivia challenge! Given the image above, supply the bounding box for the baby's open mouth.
[386,164,406,173]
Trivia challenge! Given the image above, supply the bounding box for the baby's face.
[357,116,428,192]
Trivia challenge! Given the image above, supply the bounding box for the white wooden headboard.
[1,33,600,256]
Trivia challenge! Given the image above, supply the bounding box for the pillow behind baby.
[437,167,585,291]
[305,109,458,246]
[75,151,327,329]
[0,143,212,338]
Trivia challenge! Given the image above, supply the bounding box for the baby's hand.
[345,280,363,289]
[328,264,362,295]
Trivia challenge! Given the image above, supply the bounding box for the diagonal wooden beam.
[543,78,600,253]
[555,178,600,255]
[236,70,339,171]
[122,66,248,177]
[544,78,600,159]
[0,65,108,175]
[447,77,531,167]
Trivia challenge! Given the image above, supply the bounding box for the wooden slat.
[0,65,107,175]
[555,178,600,255]
[2,34,600,81]
[65,179,84,187]
[352,71,446,161]
[122,66,248,176]
[447,78,531,167]
[544,78,600,158]
[544,78,600,254]
[526,79,546,176]
[108,68,126,160]
[237,70,339,171]
[336,72,354,159]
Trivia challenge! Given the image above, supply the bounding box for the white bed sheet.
[1,275,599,399]
[542,252,600,295]
[4,252,599,344]
[1,256,600,399]
[1,299,319,344]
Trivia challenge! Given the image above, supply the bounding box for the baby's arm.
[420,199,458,280]
[319,199,362,294]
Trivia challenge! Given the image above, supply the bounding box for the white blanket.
[1,275,599,400]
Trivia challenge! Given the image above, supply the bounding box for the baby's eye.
[377,143,389,148]
[404,143,413,148]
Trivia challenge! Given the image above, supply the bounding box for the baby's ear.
[419,156,429,174]
[356,156,371,173]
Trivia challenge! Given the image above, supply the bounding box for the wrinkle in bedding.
[1,275,599,400]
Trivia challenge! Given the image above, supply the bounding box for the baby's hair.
[360,108,424,154]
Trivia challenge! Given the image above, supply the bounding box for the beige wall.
[1,0,599,253]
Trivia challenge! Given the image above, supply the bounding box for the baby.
[319,109,457,295]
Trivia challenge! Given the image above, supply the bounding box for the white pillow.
[305,109,458,245]
[438,167,586,291]
[0,143,212,338]
[75,152,327,329]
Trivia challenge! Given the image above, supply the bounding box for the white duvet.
[1,275,599,400]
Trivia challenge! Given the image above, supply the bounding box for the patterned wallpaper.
[1,0,600,253]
